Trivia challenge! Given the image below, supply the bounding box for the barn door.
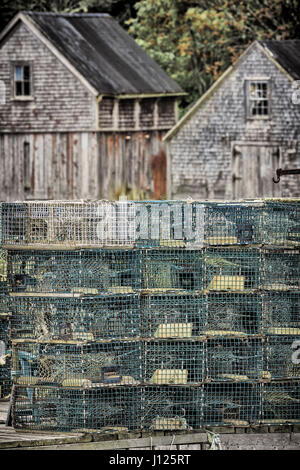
[232,144,281,199]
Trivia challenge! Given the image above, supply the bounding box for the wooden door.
[232,144,281,199]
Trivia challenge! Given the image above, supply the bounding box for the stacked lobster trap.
[0,198,299,432]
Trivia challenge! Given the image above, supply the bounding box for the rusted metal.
[273,168,300,183]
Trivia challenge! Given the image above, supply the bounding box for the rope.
[206,430,222,450]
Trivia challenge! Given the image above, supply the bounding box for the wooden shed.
[0,12,183,201]
[164,40,300,200]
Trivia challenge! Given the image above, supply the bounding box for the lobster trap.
[262,381,300,424]
[262,201,300,247]
[142,249,204,291]
[263,249,300,290]
[204,247,261,291]
[12,385,142,432]
[206,337,264,381]
[141,293,205,338]
[264,335,300,380]
[203,382,261,426]
[9,293,141,341]
[12,340,142,386]
[141,386,203,431]
[263,292,300,334]
[143,340,205,385]
[204,202,262,246]
[0,314,11,398]
[6,248,141,294]
[206,292,262,335]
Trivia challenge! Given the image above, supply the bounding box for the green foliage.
[128,0,300,114]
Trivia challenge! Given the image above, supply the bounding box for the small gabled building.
[164,40,300,200]
[0,12,183,201]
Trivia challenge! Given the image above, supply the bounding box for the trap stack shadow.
[0,199,300,432]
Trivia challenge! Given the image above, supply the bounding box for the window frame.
[245,78,271,120]
[11,62,34,100]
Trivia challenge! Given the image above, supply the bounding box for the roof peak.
[24,11,111,17]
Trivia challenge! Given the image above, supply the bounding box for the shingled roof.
[1,12,183,96]
[259,40,300,81]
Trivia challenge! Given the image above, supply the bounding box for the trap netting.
[12,341,142,386]
[204,202,263,246]
[264,335,300,380]
[12,385,142,432]
[9,294,141,341]
[1,201,136,247]
[203,383,261,426]
[263,201,300,246]
[143,340,205,385]
[206,293,262,335]
[141,293,206,338]
[263,249,300,290]
[141,249,204,291]
[203,247,261,291]
[263,292,300,334]
[262,381,300,424]
[141,386,203,431]
[6,249,141,294]
[0,314,11,398]
[206,337,264,381]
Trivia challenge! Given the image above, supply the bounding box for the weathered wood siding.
[0,131,166,201]
[0,21,96,132]
[168,43,300,199]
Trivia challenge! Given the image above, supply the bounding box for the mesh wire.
[204,247,261,291]
[12,341,142,386]
[9,294,140,341]
[263,292,300,333]
[141,293,205,338]
[263,201,300,246]
[206,293,262,335]
[204,202,262,246]
[263,249,300,290]
[203,383,261,426]
[265,335,300,380]
[262,381,300,424]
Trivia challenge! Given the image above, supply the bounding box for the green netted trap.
[206,292,262,335]
[263,201,300,246]
[9,294,141,341]
[12,384,142,432]
[264,335,300,380]
[143,340,205,385]
[263,249,300,290]
[203,382,261,426]
[263,292,300,333]
[0,314,11,398]
[7,249,141,294]
[141,293,205,338]
[262,381,300,424]
[204,247,261,291]
[12,340,142,386]
[206,337,264,381]
[204,202,262,246]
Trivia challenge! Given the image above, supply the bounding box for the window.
[246,80,270,118]
[14,64,32,97]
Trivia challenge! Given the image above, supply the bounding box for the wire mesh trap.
[142,386,203,431]
[204,202,262,246]
[144,340,205,385]
[203,382,261,426]
[262,201,300,247]
[263,249,300,291]
[204,247,261,291]
[9,294,141,341]
[264,335,300,380]
[206,337,264,381]
[0,315,12,398]
[206,292,262,335]
[6,248,141,294]
[262,381,300,424]
[142,249,204,291]
[12,340,142,386]
[12,385,142,432]
[263,292,300,334]
[141,293,205,338]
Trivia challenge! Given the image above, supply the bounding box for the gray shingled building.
[0,12,183,201]
[164,40,300,200]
